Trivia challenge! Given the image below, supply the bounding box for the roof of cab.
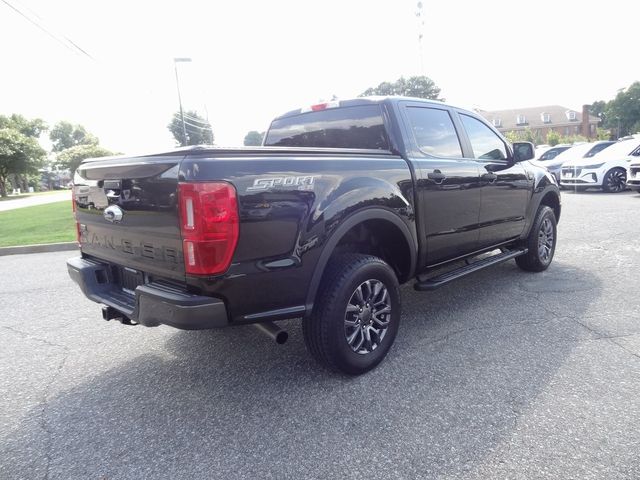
[272,96,454,120]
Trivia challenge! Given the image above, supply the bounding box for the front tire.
[602,168,627,193]
[516,205,557,272]
[303,254,400,375]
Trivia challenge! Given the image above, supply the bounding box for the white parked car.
[534,141,614,184]
[535,144,571,161]
[560,137,640,192]
[628,155,640,192]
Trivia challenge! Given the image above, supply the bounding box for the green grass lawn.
[0,201,76,247]
[0,190,67,202]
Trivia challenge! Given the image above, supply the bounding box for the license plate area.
[119,267,145,294]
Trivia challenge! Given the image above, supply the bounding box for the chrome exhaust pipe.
[253,322,288,344]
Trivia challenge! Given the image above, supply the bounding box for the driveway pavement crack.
[0,324,69,480]
[606,338,640,363]
[568,318,640,362]
[0,325,67,350]
[41,351,68,480]
[418,318,555,346]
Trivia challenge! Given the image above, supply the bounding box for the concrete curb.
[0,242,79,256]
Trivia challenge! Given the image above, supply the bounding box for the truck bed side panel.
[179,151,416,323]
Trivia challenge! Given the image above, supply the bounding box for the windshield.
[595,139,640,159]
[539,147,570,161]
[584,142,614,157]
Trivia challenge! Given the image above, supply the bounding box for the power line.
[172,114,211,130]
[173,113,211,127]
[1,0,95,61]
[179,111,211,123]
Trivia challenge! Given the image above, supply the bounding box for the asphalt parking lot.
[1,190,639,479]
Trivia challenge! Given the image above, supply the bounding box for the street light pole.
[416,2,425,75]
[173,57,192,146]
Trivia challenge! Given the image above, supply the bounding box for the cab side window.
[406,107,463,158]
[460,114,507,161]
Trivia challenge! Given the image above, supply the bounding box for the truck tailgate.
[73,154,185,282]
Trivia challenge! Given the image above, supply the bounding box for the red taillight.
[178,182,239,276]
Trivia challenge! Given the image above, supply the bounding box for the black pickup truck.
[67,96,560,374]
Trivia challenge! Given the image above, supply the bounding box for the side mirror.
[513,142,535,162]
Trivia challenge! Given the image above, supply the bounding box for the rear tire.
[303,254,400,375]
[602,168,627,193]
[516,205,557,272]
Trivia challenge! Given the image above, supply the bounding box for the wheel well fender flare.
[524,186,561,237]
[304,208,417,314]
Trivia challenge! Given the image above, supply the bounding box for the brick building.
[478,105,599,140]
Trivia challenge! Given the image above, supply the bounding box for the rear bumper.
[67,256,229,329]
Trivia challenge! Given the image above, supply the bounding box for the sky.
[1,0,638,154]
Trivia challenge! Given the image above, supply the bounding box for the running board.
[414,248,527,291]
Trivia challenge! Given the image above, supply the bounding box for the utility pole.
[416,2,425,75]
[173,57,192,146]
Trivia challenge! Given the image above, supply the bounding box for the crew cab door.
[456,113,531,248]
[399,102,482,267]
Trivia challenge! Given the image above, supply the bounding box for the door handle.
[428,170,446,184]
[481,173,498,183]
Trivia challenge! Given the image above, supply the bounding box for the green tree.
[243,130,264,146]
[0,114,47,138]
[56,144,116,174]
[606,82,640,137]
[595,127,611,141]
[360,75,443,100]
[0,128,46,197]
[504,131,519,143]
[168,111,214,146]
[546,130,560,146]
[559,134,588,144]
[591,82,640,138]
[504,128,542,145]
[49,121,98,152]
[589,100,608,127]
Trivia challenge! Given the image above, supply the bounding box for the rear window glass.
[264,105,389,150]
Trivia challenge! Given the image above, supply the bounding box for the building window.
[566,110,577,121]
[575,125,580,133]
[541,113,551,124]
[492,118,502,128]
[516,114,526,125]
[565,127,570,135]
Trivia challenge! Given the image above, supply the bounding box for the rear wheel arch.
[304,208,416,314]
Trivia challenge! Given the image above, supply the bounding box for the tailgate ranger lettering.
[87,233,179,263]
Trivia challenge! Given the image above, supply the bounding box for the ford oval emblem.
[103,205,124,223]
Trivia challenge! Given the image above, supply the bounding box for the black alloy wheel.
[537,217,554,264]
[303,254,400,375]
[344,279,392,354]
[602,168,627,193]
[516,205,557,272]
